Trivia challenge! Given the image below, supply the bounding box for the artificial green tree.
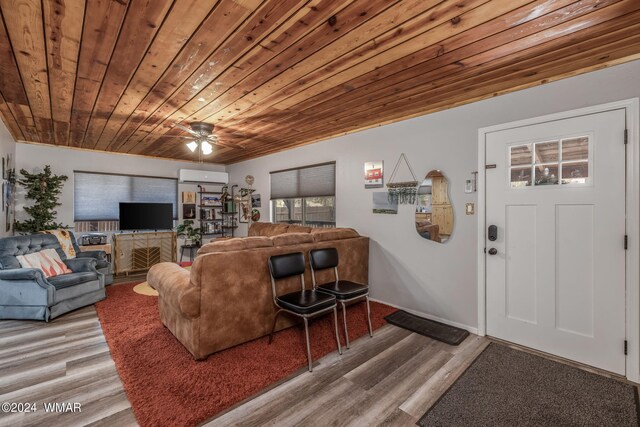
[14,165,68,233]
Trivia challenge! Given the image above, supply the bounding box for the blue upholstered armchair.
[68,231,113,285]
[0,234,106,321]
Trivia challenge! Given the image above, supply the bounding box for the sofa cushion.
[312,228,360,242]
[0,234,65,270]
[248,222,289,237]
[16,249,72,278]
[243,236,273,249]
[197,239,246,255]
[271,233,314,246]
[286,225,312,234]
[48,271,99,289]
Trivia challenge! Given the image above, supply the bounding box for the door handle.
[488,248,498,255]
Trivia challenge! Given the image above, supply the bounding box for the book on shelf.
[222,216,238,228]
[202,196,222,206]
[200,209,217,220]
[203,222,222,234]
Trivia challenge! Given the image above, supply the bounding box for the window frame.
[507,134,593,190]
[271,196,336,228]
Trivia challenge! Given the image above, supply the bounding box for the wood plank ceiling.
[0,0,639,164]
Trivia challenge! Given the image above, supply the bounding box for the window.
[509,136,590,188]
[270,162,336,228]
[74,171,178,231]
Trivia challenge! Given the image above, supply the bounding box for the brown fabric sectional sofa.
[147,223,369,360]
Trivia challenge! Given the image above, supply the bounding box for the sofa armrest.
[0,268,52,290]
[64,257,98,273]
[148,263,200,318]
[76,250,107,261]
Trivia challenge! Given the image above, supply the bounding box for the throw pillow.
[41,229,77,259]
[17,249,72,278]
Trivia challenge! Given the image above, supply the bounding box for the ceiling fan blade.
[173,122,200,137]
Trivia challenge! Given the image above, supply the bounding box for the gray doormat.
[384,310,469,345]
[418,343,640,426]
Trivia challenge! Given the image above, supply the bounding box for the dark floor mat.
[384,310,469,345]
[418,343,640,427]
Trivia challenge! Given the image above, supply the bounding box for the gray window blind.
[74,172,178,221]
[270,162,335,199]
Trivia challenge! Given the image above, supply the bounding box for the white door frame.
[477,98,640,383]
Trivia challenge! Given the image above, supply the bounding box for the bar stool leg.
[333,306,342,355]
[268,309,283,344]
[303,317,313,372]
[341,301,350,349]
[365,295,373,338]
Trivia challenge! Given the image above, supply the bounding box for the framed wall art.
[364,161,384,188]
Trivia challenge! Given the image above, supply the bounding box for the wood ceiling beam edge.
[200,0,510,130]
[148,0,474,158]
[0,0,53,143]
[128,0,386,157]
[0,9,37,142]
[218,36,640,163]
[269,0,585,113]
[215,0,505,125]
[192,0,492,132]
[236,0,634,142]
[223,0,620,145]
[116,0,299,155]
[81,0,176,150]
[91,0,221,152]
[0,91,25,141]
[68,0,129,148]
[283,0,587,115]
[104,0,268,153]
[123,0,315,155]
[43,0,85,146]
[281,2,640,137]
[264,25,640,153]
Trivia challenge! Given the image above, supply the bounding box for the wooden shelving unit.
[198,186,238,240]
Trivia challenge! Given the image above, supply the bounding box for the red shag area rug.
[95,282,396,426]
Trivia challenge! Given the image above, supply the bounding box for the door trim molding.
[477,98,640,383]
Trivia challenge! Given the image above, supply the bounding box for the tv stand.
[113,231,176,275]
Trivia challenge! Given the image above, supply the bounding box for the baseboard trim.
[370,298,479,335]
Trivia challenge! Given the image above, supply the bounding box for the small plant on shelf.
[176,219,202,246]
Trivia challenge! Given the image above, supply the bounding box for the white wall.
[227,59,640,331]
[0,120,16,237]
[14,143,225,232]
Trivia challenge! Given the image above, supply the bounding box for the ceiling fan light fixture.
[201,140,213,155]
[186,141,198,152]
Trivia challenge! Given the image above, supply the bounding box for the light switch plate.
[465,203,475,215]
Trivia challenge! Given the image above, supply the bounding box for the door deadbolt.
[488,225,498,241]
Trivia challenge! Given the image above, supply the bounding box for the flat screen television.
[119,202,173,230]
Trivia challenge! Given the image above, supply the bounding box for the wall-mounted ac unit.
[179,169,228,184]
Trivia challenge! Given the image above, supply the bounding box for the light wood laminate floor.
[0,298,488,427]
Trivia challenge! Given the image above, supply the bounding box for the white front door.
[485,109,627,375]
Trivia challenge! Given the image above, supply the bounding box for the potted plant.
[176,219,202,246]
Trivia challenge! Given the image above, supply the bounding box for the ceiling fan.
[159,121,244,157]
